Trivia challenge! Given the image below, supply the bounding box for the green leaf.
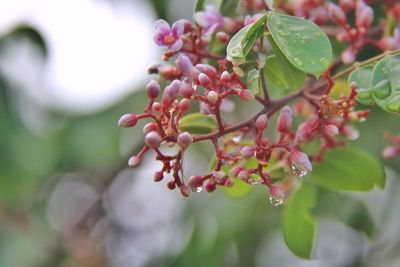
[227,14,267,64]
[267,11,333,76]
[265,35,306,92]
[219,0,239,16]
[195,0,220,12]
[247,69,261,96]
[179,113,217,134]
[283,182,317,259]
[371,55,400,113]
[307,147,386,191]
[348,65,375,105]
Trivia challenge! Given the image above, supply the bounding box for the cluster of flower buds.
[118,1,372,206]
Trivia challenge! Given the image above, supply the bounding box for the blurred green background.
[1,1,400,267]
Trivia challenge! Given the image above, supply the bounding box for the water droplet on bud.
[269,187,285,206]
[192,186,203,193]
[248,174,262,185]
[291,163,308,177]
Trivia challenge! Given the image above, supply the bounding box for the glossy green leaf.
[265,35,306,92]
[227,14,267,64]
[283,182,317,259]
[247,69,261,96]
[179,113,217,134]
[371,55,400,113]
[349,65,375,105]
[307,147,386,191]
[267,11,333,76]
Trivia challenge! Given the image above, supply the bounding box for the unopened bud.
[220,71,231,84]
[276,106,293,132]
[204,180,216,192]
[241,146,256,158]
[187,175,204,190]
[176,54,200,80]
[328,3,347,25]
[255,114,268,130]
[237,169,250,180]
[239,89,254,100]
[167,180,176,190]
[146,80,160,99]
[356,6,373,29]
[118,114,138,128]
[180,185,191,197]
[195,64,217,77]
[230,165,244,177]
[154,171,164,182]
[216,31,230,43]
[177,132,193,148]
[180,81,195,98]
[289,150,312,177]
[341,48,356,64]
[143,122,158,134]
[179,98,191,111]
[152,102,162,112]
[162,80,181,105]
[198,73,212,88]
[128,155,141,167]
[145,131,162,148]
[206,91,219,104]
[323,124,339,136]
[213,171,226,182]
[339,0,355,12]
[383,146,397,159]
[269,186,285,206]
[200,102,212,115]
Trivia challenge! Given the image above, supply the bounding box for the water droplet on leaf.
[382,67,389,74]
[319,58,330,67]
[314,31,322,37]
[293,58,303,66]
[278,29,287,36]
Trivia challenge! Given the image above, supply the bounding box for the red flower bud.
[216,31,230,43]
[206,91,219,104]
[255,114,268,130]
[195,64,217,77]
[180,185,191,197]
[276,106,293,132]
[328,3,346,25]
[213,171,226,183]
[269,186,285,206]
[289,150,312,177]
[128,155,141,167]
[145,131,162,148]
[187,175,204,190]
[323,124,339,136]
[204,180,216,192]
[162,80,181,105]
[198,73,212,88]
[118,114,138,128]
[240,146,256,158]
[356,6,373,29]
[154,171,164,182]
[177,132,193,148]
[167,180,176,190]
[179,98,191,112]
[220,71,231,84]
[143,122,158,134]
[239,89,254,100]
[237,169,250,180]
[152,102,162,112]
[146,80,160,99]
[230,165,244,177]
[179,81,195,98]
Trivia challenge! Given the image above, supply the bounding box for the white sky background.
[0,0,158,113]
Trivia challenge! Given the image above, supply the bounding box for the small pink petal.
[168,39,183,52]
[153,34,166,46]
[154,19,170,33]
[194,12,210,27]
[172,21,185,36]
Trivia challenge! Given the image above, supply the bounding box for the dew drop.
[269,193,284,206]
[291,163,308,177]
[382,67,389,74]
[319,57,330,67]
[278,29,287,36]
[295,33,303,39]
[300,39,306,44]
[293,58,303,66]
[192,186,203,193]
[386,95,400,112]
[314,31,322,37]
[232,134,242,143]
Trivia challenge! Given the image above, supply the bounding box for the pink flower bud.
[198,73,212,88]
[328,3,346,25]
[179,98,191,111]
[176,19,193,33]
[323,124,339,136]
[255,114,268,130]
[224,177,234,187]
[341,48,356,64]
[216,31,230,43]
[167,180,176,190]
[154,171,164,182]
[146,80,160,99]
[339,0,355,12]
[128,155,141,167]
[152,102,162,112]
[204,179,216,192]
[176,54,200,80]
[200,102,212,115]
[143,122,158,134]
[269,186,285,206]
[195,64,217,77]
[383,146,397,159]
[187,175,204,190]
[289,150,312,177]
[230,165,244,177]
[213,171,226,182]
[179,81,195,98]
[356,6,373,29]
[237,169,250,180]
[220,71,231,84]
[145,131,162,148]
[276,106,293,132]
[180,185,191,197]
[342,125,360,140]
[177,132,193,148]
[118,114,138,128]
[206,91,219,104]
[162,80,181,105]
[378,37,398,51]
[241,146,256,158]
[239,89,254,100]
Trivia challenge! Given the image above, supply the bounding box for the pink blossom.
[244,13,263,26]
[194,5,227,35]
[153,19,184,52]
